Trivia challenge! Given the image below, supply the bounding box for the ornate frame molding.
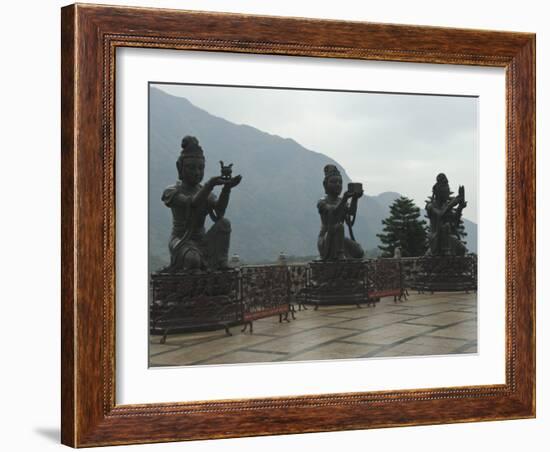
[61,4,535,447]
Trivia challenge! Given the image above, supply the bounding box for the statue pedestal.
[303,260,368,309]
[410,255,477,293]
[149,269,240,343]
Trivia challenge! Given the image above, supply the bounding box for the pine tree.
[455,216,468,247]
[377,196,427,257]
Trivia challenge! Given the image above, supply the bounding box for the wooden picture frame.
[61,3,535,447]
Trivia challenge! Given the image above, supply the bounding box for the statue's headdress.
[436,173,448,185]
[176,136,204,178]
[323,164,342,193]
[432,172,452,199]
[323,164,341,180]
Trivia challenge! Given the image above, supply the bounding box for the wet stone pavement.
[149,291,477,367]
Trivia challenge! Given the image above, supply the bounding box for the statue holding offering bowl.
[317,164,365,261]
[161,136,242,272]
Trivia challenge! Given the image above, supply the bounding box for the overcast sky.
[156,83,478,223]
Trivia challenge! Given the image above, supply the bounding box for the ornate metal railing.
[401,254,477,293]
[150,270,241,343]
[150,254,477,341]
[365,258,406,302]
[240,265,294,333]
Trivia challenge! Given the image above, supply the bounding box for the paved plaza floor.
[149,291,477,367]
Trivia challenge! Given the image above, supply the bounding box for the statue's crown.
[436,173,448,185]
[432,172,453,197]
[180,136,204,159]
[323,164,341,179]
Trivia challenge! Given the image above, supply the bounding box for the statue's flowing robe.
[317,197,363,260]
[162,181,218,270]
[426,200,466,256]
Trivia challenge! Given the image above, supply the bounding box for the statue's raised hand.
[207,176,229,187]
[225,174,242,188]
[352,189,364,199]
[342,190,353,201]
[457,185,467,208]
[208,174,242,189]
[458,185,465,200]
[342,190,363,203]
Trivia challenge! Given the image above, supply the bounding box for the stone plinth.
[149,269,240,342]
[409,255,477,293]
[303,260,368,308]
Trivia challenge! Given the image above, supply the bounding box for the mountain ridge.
[148,87,477,269]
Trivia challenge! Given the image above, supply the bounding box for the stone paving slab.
[392,303,465,315]
[347,323,437,345]
[426,320,478,340]
[405,311,476,327]
[404,335,467,349]
[460,345,478,353]
[198,350,287,365]
[150,333,273,366]
[251,327,357,354]
[287,341,381,361]
[334,313,419,330]
[372,342,445,357]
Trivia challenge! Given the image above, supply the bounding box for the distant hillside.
[149,88,477,269]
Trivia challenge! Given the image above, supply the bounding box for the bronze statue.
[317,165,364,260]
[425,173,467,256]
[162,136,242,271]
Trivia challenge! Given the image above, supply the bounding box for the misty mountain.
[149,87,477,268]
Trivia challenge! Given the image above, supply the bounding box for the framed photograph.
[61,3,535,447]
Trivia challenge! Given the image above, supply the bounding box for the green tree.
[455,216,468,248]
[377,196,427,257]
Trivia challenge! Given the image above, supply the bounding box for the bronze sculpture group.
[161,135,468,273]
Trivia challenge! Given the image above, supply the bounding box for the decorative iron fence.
[240,265,293,333]
[150,270,241,343]
[150,255,477,341]
[401,254,477,293]
[365,258,405,303]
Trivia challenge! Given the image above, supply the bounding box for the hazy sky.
[156,83,478,222]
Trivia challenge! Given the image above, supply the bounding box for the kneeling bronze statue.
[317,164,364,260]
[162,136,242,272]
